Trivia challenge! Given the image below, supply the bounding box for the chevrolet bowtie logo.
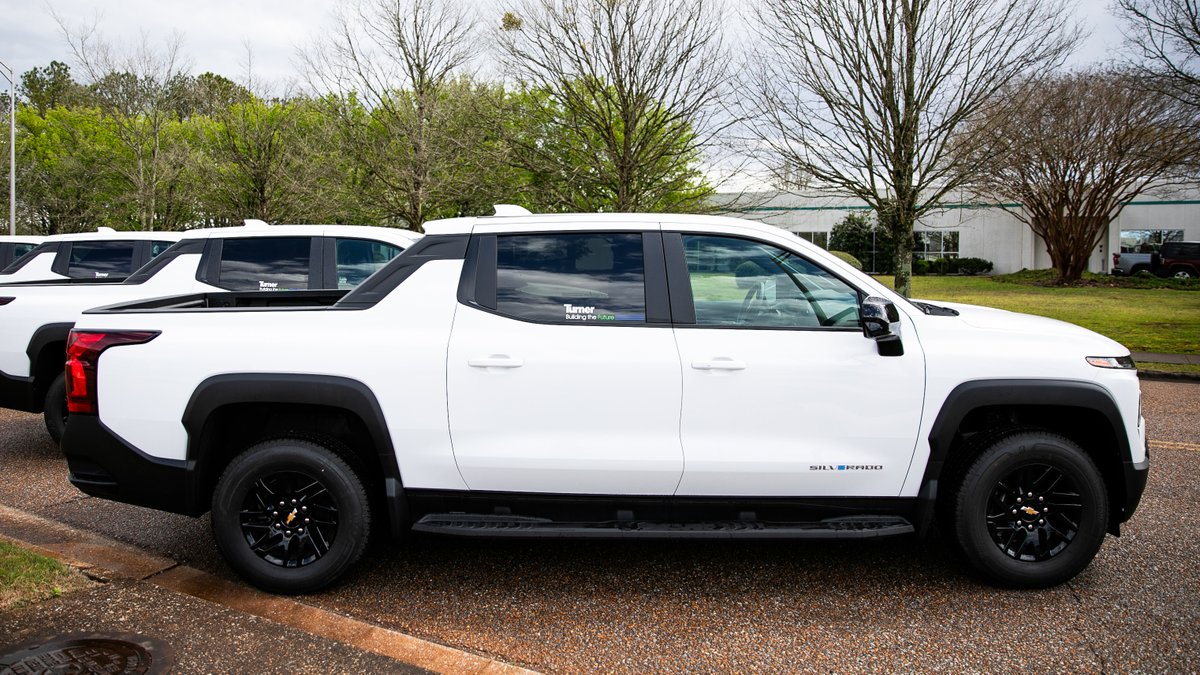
[1021,506,1039,516]
[286,510,297,526]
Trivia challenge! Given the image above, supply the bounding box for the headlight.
[1086,355,1136,369]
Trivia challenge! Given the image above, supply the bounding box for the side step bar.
[412,514,914,540]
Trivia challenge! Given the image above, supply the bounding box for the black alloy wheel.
[238,470,341,568]
[212,438,371,594]
[985,463,1082,562]
[951,430,1108,589]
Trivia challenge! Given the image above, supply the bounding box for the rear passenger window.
[335,238,403,289]
[495,233,646,324]
[67,241,136,278]
[218,237,310,291]
[150,240,175,258]
[1,242,55,273]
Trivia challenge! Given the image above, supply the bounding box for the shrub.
[913,258,930,275]
[830,250,863,270]
[952,257,994,276]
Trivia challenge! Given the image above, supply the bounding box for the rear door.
[446,228,684,495]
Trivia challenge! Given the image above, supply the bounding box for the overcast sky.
[1,0,1130,91]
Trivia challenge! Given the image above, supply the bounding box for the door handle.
[468,355,525,368]
[691,358,746,371]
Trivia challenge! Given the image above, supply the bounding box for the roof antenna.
[243,219,271,228]
[492,204,532,217]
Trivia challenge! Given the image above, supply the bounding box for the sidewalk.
[1131,352,1200,382]
[0,505,534,674]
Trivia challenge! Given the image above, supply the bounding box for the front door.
[670,233,926,497]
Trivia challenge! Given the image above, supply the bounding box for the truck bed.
[87,289,350,313]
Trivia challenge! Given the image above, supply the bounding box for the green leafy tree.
[20,61,88,116]
[829,212,895,275]
[504,85,711,213]
[498,0,727,213]
[16,105,125,233]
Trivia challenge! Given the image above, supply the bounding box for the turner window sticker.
[563,304,646,322]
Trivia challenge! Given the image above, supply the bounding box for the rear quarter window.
[67,241,136,279]
[217,237,311,291]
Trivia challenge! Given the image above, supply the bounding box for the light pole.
[0,59,13,236]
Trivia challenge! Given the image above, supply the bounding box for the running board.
[412,514,914,540]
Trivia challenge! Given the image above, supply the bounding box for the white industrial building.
[718,190,1200,274]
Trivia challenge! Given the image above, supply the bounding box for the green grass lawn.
[873,275,1200,355]
[0,539,92,610]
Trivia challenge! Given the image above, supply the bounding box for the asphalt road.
[2,380,1197,673]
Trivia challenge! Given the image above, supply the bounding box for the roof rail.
[243,219,271,228]
[492,204,532,217]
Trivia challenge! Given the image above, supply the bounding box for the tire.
[211,438,371,594]
[1129,265,1149,275]
[950,430,1108,589]
[43,373,67,445]
[1170,267,1194,279]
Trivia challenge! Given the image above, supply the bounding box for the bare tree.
[966,70,1198,282]
[301,0,499,230]
[1117,0,1200,109]
[497,0,729,213]
[55,14,193,230]
[743,0,1080,297]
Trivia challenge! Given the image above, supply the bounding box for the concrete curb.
[0,505,537,675]
[1138,370,1200,382]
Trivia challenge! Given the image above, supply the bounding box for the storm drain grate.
[0,633,171,675]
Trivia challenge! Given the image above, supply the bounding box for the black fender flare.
[26,322,75,403]
[181,373,407,535]
[913,379,1134,535]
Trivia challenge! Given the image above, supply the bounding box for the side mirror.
[860,296,904,356]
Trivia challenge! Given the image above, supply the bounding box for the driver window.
[682,235,860,329]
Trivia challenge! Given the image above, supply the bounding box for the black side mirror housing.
[860,296,904,356]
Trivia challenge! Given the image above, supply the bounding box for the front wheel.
[211,438,371,594]
[951,430,1108,588]
[1171,267,1195,279]
[43,373,68,445]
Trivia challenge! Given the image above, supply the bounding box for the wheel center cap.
[1021,506,1040,517]
[285,509,298,526]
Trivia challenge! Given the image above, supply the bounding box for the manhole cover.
[0,633,172,675]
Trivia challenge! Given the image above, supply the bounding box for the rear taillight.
[65,330,160,414]
[1112,253,1120,266]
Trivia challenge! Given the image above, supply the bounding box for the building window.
[1120,229,1183,253]
[796,231,829,249]
[913,230,959,260]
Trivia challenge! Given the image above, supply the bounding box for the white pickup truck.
[60,211,1148,593]
[0,222,419,441]
[0,229,182,284]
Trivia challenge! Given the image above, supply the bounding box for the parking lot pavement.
[1,379,1197,673]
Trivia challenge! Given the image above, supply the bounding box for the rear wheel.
[211,438,371,594]
[950,430,1108,588]
[1170,266,1195,279]
[43,373,67,444]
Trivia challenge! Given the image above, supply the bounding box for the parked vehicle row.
[51,209,1147,594]
[1111,241,1200,278]
[0,222,419,442]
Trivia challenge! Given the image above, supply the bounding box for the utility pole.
[0,60,14,236]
